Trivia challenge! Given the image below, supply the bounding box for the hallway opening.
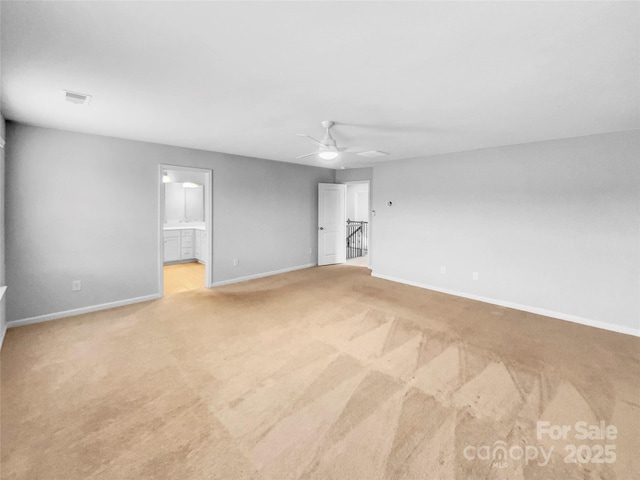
[345,181,370,268]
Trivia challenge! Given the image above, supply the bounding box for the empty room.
[0,1,638,479]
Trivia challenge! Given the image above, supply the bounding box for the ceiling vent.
[357,150,389,158]
[63,90,92,106]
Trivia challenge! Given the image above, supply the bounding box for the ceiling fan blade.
[341,147,362,154]
[297,134,325,147]
[296,151,319,160]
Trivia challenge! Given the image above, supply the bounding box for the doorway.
[344,181,370,268]
[317,181,371,268]
[158,165,213,296]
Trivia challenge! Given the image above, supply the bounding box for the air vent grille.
[63,90,92,105]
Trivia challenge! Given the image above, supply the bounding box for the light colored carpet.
[1,265,638,479]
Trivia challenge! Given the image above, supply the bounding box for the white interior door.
[318,183,346,266]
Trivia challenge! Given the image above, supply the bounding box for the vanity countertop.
[164,223,206,231]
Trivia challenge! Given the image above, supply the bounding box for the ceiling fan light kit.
[296,120,343,161]
[318,150,339,160]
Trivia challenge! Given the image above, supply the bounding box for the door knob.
[319,227,324,230]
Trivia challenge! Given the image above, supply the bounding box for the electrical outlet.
[72,280,82,291]
[308,248,312,254]
[473,272,479,281]
[233,258,239,267]
[440,266,446,274]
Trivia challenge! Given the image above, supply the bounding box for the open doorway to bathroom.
[158,165,213,296]
[344,181,370,268]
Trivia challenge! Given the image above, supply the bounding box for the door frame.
[158,164,213,296]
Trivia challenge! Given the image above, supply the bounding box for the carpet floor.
[1,265,638,479]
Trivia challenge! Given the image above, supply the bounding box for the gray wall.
[0,114,6,346]
[5,123,335,322]
[335,167,373,183]
[372,130,639,333]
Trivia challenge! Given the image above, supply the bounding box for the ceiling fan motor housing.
[321,120,337,147]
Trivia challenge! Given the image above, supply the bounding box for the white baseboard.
[7,263,317,329]
[7,293,162,329]
[211,263,316,288]
[371,272,640,338]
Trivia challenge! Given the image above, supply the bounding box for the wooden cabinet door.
[164,236,180,262]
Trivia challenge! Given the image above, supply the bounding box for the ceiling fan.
[296,120,345,161]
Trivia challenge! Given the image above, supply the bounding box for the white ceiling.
[2,1,638,168]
